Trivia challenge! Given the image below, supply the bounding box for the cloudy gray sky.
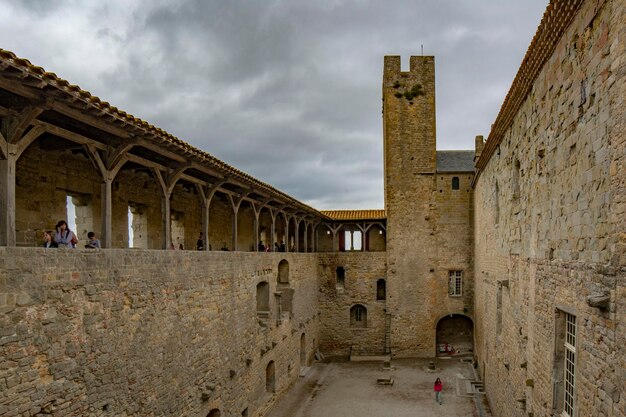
[1,0,547,209]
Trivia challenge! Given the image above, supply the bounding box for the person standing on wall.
[434,378,443,405]
[55,220,77,248]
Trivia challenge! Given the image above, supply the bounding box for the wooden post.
[0,153,16,246]
[0,111,45,247]
[101,179,113,248]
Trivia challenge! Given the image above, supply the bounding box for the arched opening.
[210,192,233,251]
[350,304,367,328]
[206,409,221,417]
[297,220,306,252]
[258,207,273,251]
[376,279,386,300]
[278,259,289,286]
[237,200,255,251]
[300,333,306,367]
[275,212,287,252]
[266,361,276,393]
[435,314,473,357]
[288,217,297,252]
[366,224,386,251]
[256,282,270,318]
[316,224,334,252]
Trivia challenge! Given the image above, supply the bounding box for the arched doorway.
[435,314,473,356]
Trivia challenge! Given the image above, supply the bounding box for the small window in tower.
[452,177,460,190]
[376,279,386,300]
[336,267,345,288]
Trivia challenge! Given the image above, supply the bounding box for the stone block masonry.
[473,0,625,416]
[0,249,320,417]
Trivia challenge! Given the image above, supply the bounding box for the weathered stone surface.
[473,1,625,417]
[0,249,320,417]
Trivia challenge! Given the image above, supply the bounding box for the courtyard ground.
[267,357,491,417]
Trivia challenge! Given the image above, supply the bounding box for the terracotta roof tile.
[475,0,585,179]
[320,210,386,221]
[0,48,327,218]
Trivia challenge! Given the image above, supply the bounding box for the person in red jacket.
[434,378,443,405]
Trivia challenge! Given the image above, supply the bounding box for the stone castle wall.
[473,1,625,416]
[0,249,320,417]
[317,252,388,357]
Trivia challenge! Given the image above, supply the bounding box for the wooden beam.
[107,140,136,171]
[15,125,44,159]
[4,106,43,144]
[0,129,6,160]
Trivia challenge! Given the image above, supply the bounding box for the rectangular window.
[448,271,462,296]
[563,313,576,417]
[336,267,345,288]
[452,176,460,190]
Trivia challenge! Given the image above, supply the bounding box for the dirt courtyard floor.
[267,357,489,417]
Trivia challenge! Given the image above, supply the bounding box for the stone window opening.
[66,193,94,242]
[206,409,221,417]
[553,310,577,417]
[448,271,462,296]
[512,159,521,200]
[376,279,386,300]
[277,259,289,286]
[496,286,503,340]
[170,210,185,250]
[452,176,460,190]
[336,267,345,289]
[241,408,248,417]
[128,203,149,249]
[266,361,276,393]
[256,282,270,319]
[65,194,78,238]
[350,304,367,328]
[300,333,307,367]
[494,181,500,224]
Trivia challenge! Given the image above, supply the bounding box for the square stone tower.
[383,56,438,357]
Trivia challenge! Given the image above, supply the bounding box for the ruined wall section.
[317,253,387,357]
[0,249,320,417]
[474,1,625,416]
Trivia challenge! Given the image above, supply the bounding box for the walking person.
[434,377,443,405]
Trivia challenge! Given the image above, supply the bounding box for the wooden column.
[152,164,189,250]
[196,182,224,251]
[84,143,133,248]
[270,211,276,251]
[294,218,300,252]
[228,192,249,251]
[284,214,289,251]
[0,111,44,247]
[303,222,308,252]
[0,153,16,246]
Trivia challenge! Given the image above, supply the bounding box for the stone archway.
[435,314,473,356]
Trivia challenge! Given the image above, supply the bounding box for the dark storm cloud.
[0,0,547,209]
